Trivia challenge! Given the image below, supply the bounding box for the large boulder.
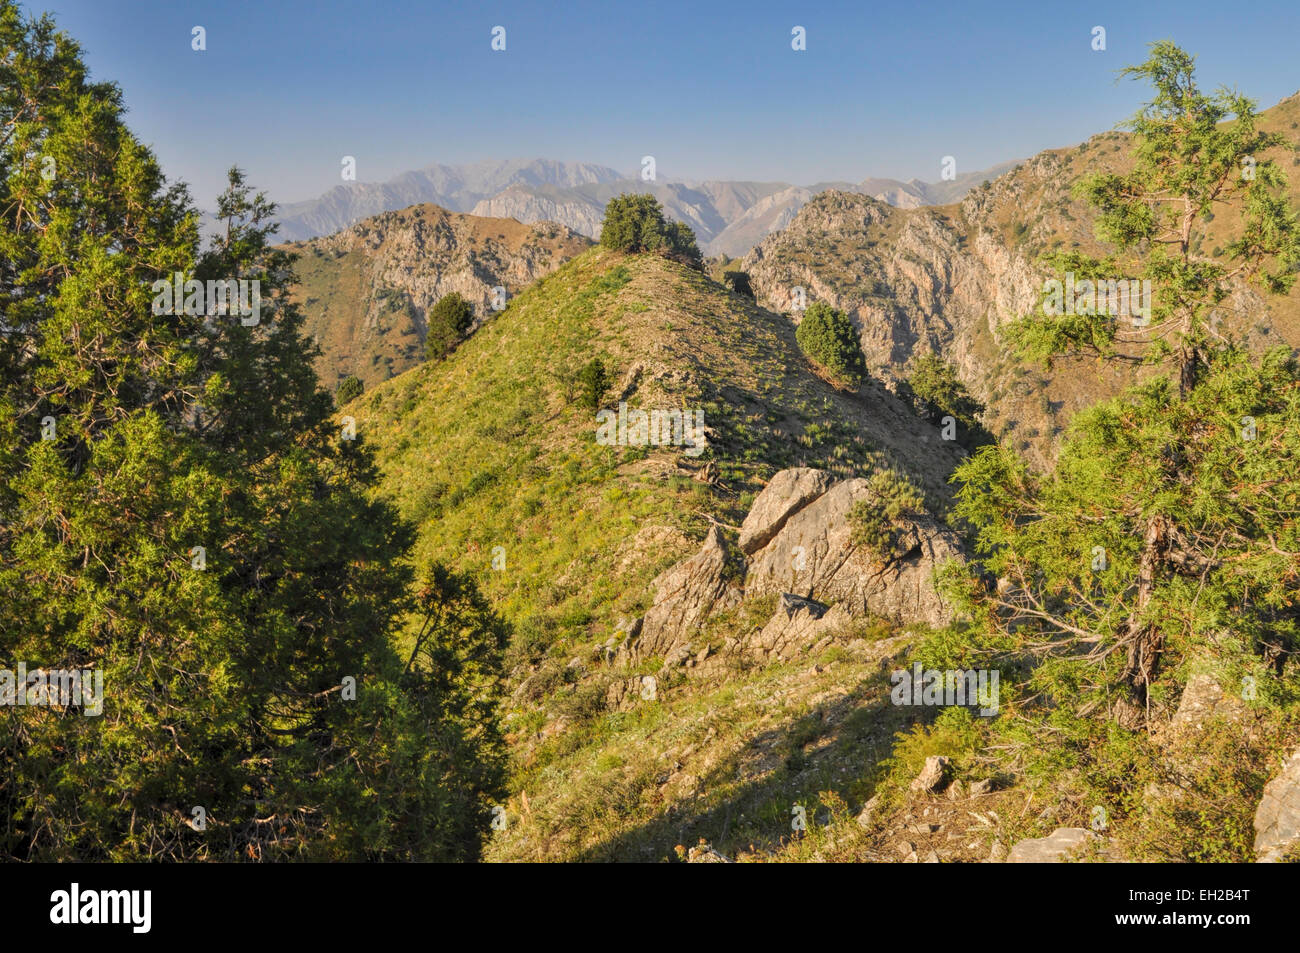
[634,525,742,659]
[749,593,851,661]
[737,468,835,555]
[1170,674,1249,730]
[1006,828,1097,863]
[1255,748,1300,862]
[745,477,962,627]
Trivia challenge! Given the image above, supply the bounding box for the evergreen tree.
[599,194,702,269]
[949,43,1300,728]
[425,292,474,361]
[0,4,506,860]
[902,352,993,451]
[336,375,364,406]
[794,301,867,386]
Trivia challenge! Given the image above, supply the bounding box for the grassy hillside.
[285,204,590,391]
[345,247,971,860]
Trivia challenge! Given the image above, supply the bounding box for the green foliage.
[577,357,610,411]
[426,291,475,361]
[0,5,503,861]
[336,374,364,405]
[848,469,925,562]
[794,301,867,386]
[901,352,994,451]
[1005,41,1300,393]
[599,193,702,269]
[391,563,511,860]
[722,270,754,298]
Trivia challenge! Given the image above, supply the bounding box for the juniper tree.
[952,43,1300,728]
[795,301,867,386]
[0,3,506,860]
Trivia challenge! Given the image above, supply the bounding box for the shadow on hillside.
[573,667,937,863]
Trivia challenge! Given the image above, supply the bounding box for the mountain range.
[251,156,1018,257]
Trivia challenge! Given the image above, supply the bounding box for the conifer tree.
[0,3,506,860]
[951,43,1300,728]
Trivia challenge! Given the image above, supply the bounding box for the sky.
[20,0,1300,208]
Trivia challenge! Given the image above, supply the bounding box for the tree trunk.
[1114,514,1171,727]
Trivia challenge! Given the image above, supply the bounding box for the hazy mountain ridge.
[250,157,1018,256]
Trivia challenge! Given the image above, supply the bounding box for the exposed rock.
[1170,674,1249,730]
[737,468,835,554]
[910,755,952,794]
[635,526,742,659]
[856,794,882,829]
[749,593,851,661]
[1255,748,1300,862]
[746,477,963,627]
[605,676,657,712]
[1006,827,1096,863]
[683,840,731,863]
[969,778,997,797]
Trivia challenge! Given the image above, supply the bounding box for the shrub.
[722,270,754,298]
[795,301,867,386]
[577,357,610,411]
[848,469,925,562]
[336,374,363,405]
[426,292,474,360]
[599,193,702,269]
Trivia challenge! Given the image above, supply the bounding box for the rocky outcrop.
[737,468,835,555]
[1169,674,1249,730]
[911,756,952,794]
[1255,748,1300,862]
[1006,827,1097,863]
[634,526,742,659]
[745,474,963,627]
[749,593,851,661]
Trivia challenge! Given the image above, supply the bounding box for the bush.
[577,357,609,411]
[426,292,474,360]
[848,469,925,562]
[600,194,702,269]
[795,301,867,386]
[900,352,994,451]
[722,270,754,298]
[336,374,363,405]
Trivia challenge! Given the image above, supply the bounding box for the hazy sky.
[22,0,1300,208]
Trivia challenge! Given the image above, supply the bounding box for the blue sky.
[22,0,1300,207]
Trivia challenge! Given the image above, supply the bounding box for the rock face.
[750,593,851,661]
[737,468,835,555]
[745,474,963,627]
[1006,827,1096,863]
[1255,748,1300,862]
[634,526,742,659]
[287,204,592,389]
[910,756,952,794]
[1170,674,1249,730]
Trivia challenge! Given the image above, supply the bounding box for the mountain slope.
[285,204,591,390]
[344,248,970,860]
[744,95,1300,468]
